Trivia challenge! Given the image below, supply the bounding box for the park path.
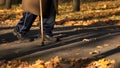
[0,25,120,67]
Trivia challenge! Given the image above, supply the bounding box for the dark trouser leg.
[43,0,56,36]
[15,12,37,35]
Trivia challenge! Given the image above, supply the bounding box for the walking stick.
[39,0,44,45]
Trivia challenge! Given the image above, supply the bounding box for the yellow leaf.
[6,64,12,68]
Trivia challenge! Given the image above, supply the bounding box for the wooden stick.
[39,0,44,45]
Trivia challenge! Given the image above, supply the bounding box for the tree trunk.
[5,0,12,9]
[12,0,21,4]
[73,0,80,11]
[0,0,5,5]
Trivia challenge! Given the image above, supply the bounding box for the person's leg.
[14,12,37,40]
[43,0,59,42]
[43,0,56,36]
[15,12,37,35]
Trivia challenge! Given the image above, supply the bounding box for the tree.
[73,0,80,11]
[5,0,12,9]
[4,0,21,9]
[12,0,22,4]
[0,0,5,5]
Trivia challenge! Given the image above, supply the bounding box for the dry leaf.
[103,44,109,47]
[89,50,100,55]
[96,46,103,49]
[83,39,90,42]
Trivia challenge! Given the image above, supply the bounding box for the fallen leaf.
[83,39,90,42]
[96,46,103,49]
[89,50,100,55]
[103,44,110,47]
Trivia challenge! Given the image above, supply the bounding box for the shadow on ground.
[0,25,119,44]
[84,47,120,68]
[0,25,119,61]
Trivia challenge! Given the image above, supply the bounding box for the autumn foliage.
[0,56,116,68]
